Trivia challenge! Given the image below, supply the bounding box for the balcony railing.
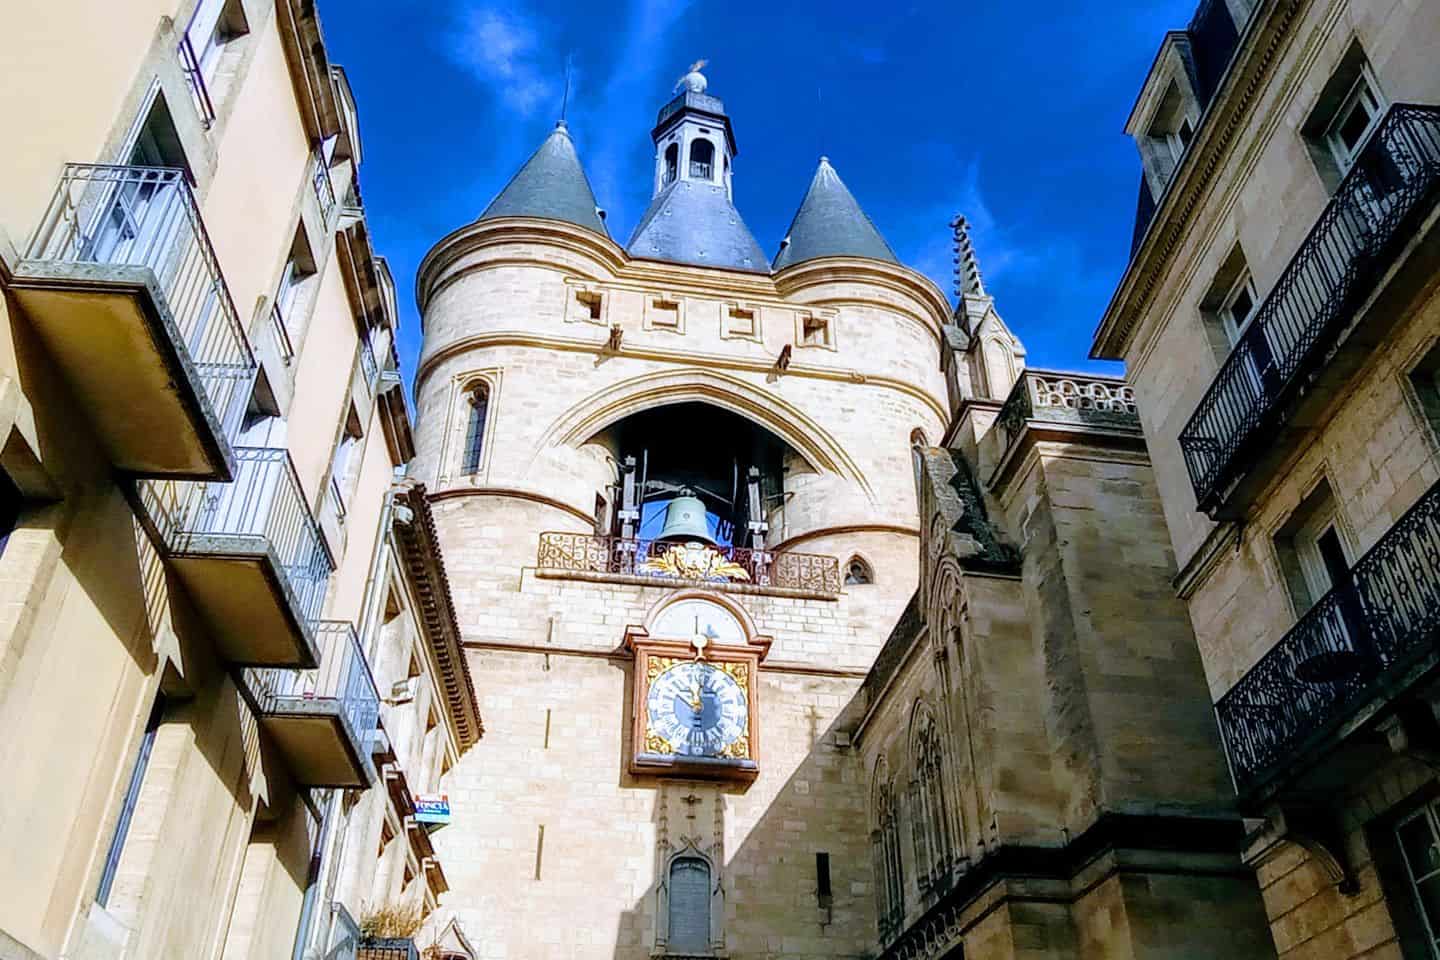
[537,532,843,596]
[244,620,379,781]
[270,299,296,365]
[24,163,255,439]
[1180,104,1440,515]
[690,160,713,180]
[142,446,333,621]
[177,35,216,128]
[358,333,380,394]
[1215,476,1440,792]
[995,370,1139,450]
[311,150,337,226]
[356,939,418,960]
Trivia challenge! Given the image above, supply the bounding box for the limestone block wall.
[1184,285,1440,699]
[411,226,949,550]
[1115,0,1440,573]
[436,640,873,960]
[996,445,1235,825]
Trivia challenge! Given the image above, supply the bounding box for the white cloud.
[448,4,557,116]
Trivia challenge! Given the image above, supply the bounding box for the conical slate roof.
[772,157,898,270]
[479,122,608,236]
[627,179,768,274]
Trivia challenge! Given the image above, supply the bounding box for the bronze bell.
[655,495,715,545]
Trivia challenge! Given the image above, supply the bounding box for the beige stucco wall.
[0,2,403,958]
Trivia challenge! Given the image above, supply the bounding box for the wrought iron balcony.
[536,532,843,596]
[12,164,255,478]
[1215,476,1440,794]
[1180,104,1440,516]
[311,149,338,226]
[244,620,379,788]
[995,370,1139,450]
[137,446,333,667]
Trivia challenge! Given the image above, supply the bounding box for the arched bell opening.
[585,401,809,551]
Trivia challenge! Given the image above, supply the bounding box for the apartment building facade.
[0,2,479,958]
[1094,0,1440,956]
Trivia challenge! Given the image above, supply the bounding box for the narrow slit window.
[462,384,490,475]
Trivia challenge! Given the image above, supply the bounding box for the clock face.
[646,661,748,758]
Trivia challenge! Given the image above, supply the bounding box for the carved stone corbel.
[1245,803,1358,895]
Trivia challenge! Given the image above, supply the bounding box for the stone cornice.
[1092,0,1307,360]
[393,483,484,751]
[413,330,949,427]
[771,255,954,347]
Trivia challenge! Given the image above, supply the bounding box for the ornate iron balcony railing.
[1180,103,1440,514]
[244,620,379,749]
[1215,476,1440,792]
[24,163,256,437]
[140,446,334,621]
[536,532,843,596]
[995,369,1139,449]
[311,149,338,226]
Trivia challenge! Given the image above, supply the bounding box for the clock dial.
[646,661,748,758]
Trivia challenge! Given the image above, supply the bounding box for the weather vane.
[675,59,709,95]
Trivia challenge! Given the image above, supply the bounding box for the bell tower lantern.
[651,61,736,200]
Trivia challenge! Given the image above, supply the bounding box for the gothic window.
[844,556,873,586]
[667,856,711,953]
[910,706,955,891]
[871,760,905,940]
[689,138,714,180]
[663,142,678,186]
[462,383,490,475]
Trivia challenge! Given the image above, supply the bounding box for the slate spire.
[479,121,609,237]
[772,157,898,271]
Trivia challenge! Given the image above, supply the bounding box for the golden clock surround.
[625,590,772,783]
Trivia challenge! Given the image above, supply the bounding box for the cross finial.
[950,214,987,300]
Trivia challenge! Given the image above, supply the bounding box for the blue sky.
[322,0,1196,380]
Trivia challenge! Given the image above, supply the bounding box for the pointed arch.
[844,554,874,586]
[536,368,875,501]
[870,754,905,940]
[908,699,955,893]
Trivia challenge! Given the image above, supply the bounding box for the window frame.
[1396,801,1440,958]
[1218,270,1260,345]
[1324,69,1385,174]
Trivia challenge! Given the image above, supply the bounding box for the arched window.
[689,139,714,180]
[911,707,955,891]
[667,856,711,952]
[462,383,489,475]
[844,556,873,586]
[663,142,678,186]
[871,760,905,940]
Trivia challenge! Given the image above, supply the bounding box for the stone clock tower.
[409,64,951,958]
